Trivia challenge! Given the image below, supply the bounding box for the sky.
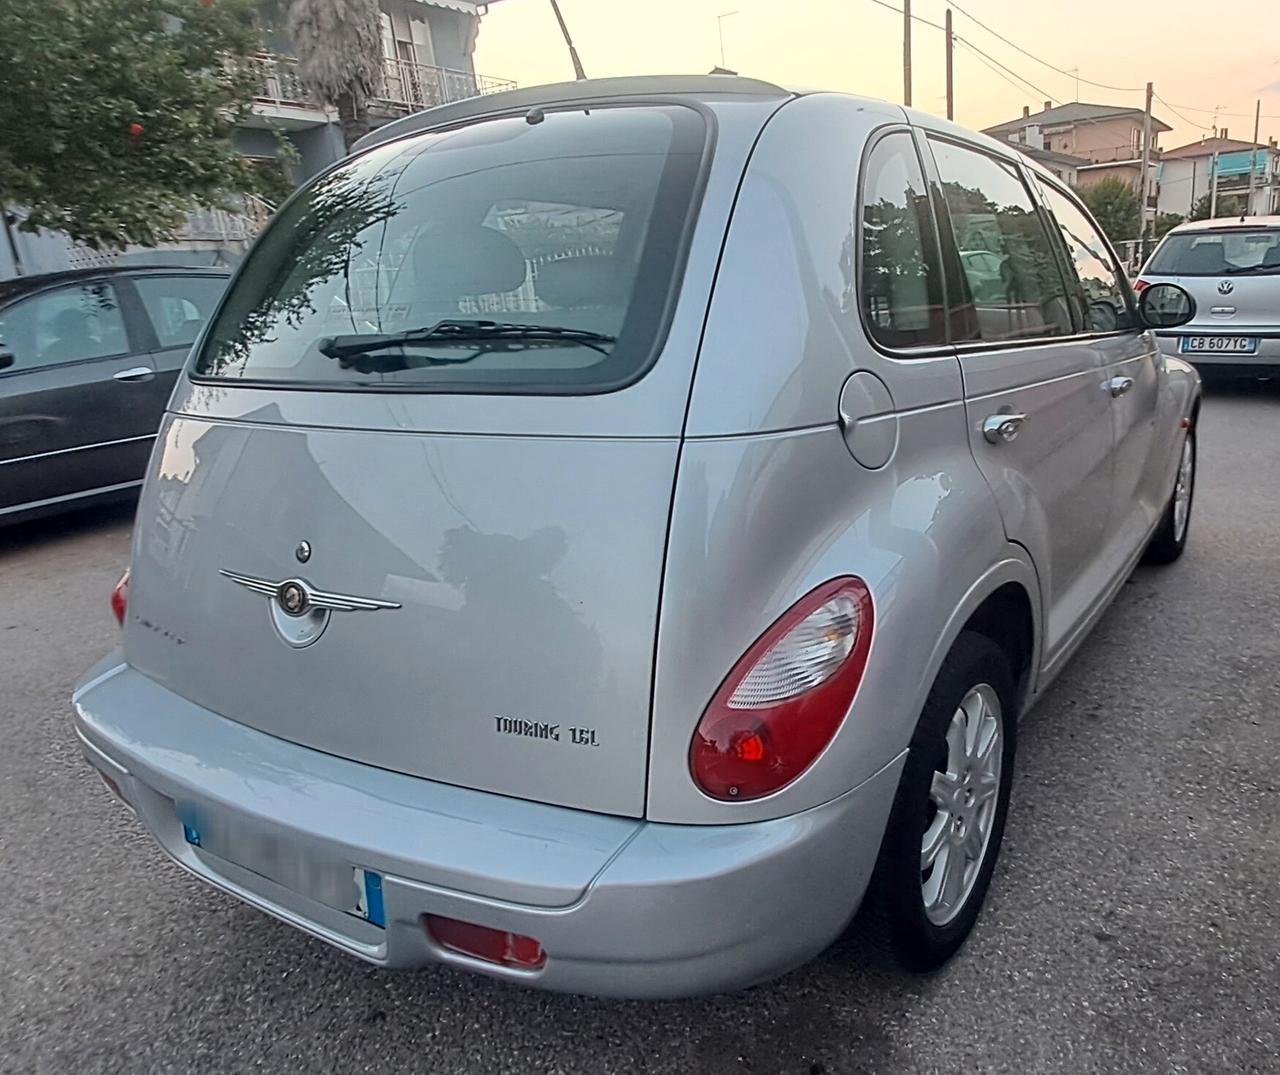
[473,0,1280,152]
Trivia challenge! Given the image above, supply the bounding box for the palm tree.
[286,0,383,150]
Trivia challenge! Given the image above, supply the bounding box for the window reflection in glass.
[1038,183,1136,332]
[930,140,1073,343]
[857,133,946,349]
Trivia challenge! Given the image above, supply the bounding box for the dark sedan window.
[134,275,226,349]
[0,283,129,371]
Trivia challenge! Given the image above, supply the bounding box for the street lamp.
[717,10,739,70]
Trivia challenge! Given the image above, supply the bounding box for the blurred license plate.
[180,807,385,927]
[1180,336,1257,354]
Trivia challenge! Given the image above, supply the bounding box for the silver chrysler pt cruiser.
[74,76,1201,998]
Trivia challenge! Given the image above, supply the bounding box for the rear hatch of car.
[1142,224,1280,349]
[122,93,784,819]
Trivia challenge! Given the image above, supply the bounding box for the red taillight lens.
[110,569,130,626]
[690,577,874,802]
[1133,279,1151,294]
[424,915,547,970]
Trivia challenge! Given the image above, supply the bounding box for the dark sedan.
[0,266,228,523]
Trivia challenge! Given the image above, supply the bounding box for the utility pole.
[903,0,912,107]
[548,0,586,81]
[1138,81,1153,258]
[1210,151,1220,218]
[944,8,954,121]
[1246,99,1261,217]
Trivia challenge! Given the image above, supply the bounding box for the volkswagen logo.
[277,581,310,617]
[1218,279,1234,295]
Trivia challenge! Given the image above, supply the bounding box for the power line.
[865,0,1057,103]
[946,0,1144,94]
[953,39,1044,103]
[863,0,1280,132]
[1152,92,1214,134]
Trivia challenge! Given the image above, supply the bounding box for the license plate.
[1180,335,1257,354]
[180,809,385,927]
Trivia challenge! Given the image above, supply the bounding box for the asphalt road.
[2,385,1278,1075]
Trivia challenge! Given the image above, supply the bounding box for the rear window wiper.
[318,319,617,361]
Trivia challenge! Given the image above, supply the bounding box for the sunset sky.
[474,0,1280,152]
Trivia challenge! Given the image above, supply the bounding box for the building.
[1156,135,1280,217]
[1,0,513,279]
[984,101,1171,194]
[1007,143,1089,187]
[243,0,515,188]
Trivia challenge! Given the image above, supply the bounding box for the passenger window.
[0,282,129,371]
[1037,183,1137,333]
[134,275,226,349]
[929,139,1073,343]
[858,132,946,349]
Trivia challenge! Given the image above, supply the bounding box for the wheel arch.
[924,551,1043,718]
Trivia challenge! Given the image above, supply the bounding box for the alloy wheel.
[921,683,1004,926]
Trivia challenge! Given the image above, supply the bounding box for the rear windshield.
[1146,228,1280,276]
[194,104,707,392]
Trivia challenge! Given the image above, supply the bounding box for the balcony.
[246,53,329,129]
[373,57,517,115]
[246,52,515,128]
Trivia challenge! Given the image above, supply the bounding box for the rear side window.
[929,139,1074,343]
[1146,228,1280,276]
[0,282,129,371]
[134,275,226,348]
[1038,183,1137,333]
[858,132,946,349]
[194,105,707,393]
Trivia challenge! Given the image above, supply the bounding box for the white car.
[1140,216,1280,376]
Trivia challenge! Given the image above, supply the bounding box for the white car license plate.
[1180,335,1258,354]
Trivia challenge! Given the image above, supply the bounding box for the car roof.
[350,74,797,154]
[1165,215,1280,235]
[0,264,229,305]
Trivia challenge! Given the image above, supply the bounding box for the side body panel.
[650,95,1012,824]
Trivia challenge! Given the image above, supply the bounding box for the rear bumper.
[1155,332,1280,371]
[72,655,903,999]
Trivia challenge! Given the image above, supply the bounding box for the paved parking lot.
[2,385,1278,1075]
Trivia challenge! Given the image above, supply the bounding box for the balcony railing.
[249,53,321,110]
[374,57,516,113]
[249,52,515,116]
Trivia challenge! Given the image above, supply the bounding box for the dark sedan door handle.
[113,366,155,383]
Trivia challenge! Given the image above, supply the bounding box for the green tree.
[1075,178,1141,246]
[0,0,285,250]
[1190,191,1245,221]
[1154,213,1185,240]
[285,0,383,150]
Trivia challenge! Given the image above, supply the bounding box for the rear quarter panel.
[649,94,1025,824]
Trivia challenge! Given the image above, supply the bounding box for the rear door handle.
[982,413,1027,444]
[113,366,155,383]
[1107,375,1135,398]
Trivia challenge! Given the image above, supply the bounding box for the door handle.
[113,366,155,383]
[982,413,1028,444]
[1107,375,1135,398]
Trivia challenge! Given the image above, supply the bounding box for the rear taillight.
[110,569,129,626]
[424,915,547,970]
[1133,279,1151,294]
[690,577,874,802]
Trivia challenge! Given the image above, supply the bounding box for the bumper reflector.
[425,914,546,970]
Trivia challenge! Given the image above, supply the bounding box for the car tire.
[859,631,1017,971]
[1144,429,1195,565]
